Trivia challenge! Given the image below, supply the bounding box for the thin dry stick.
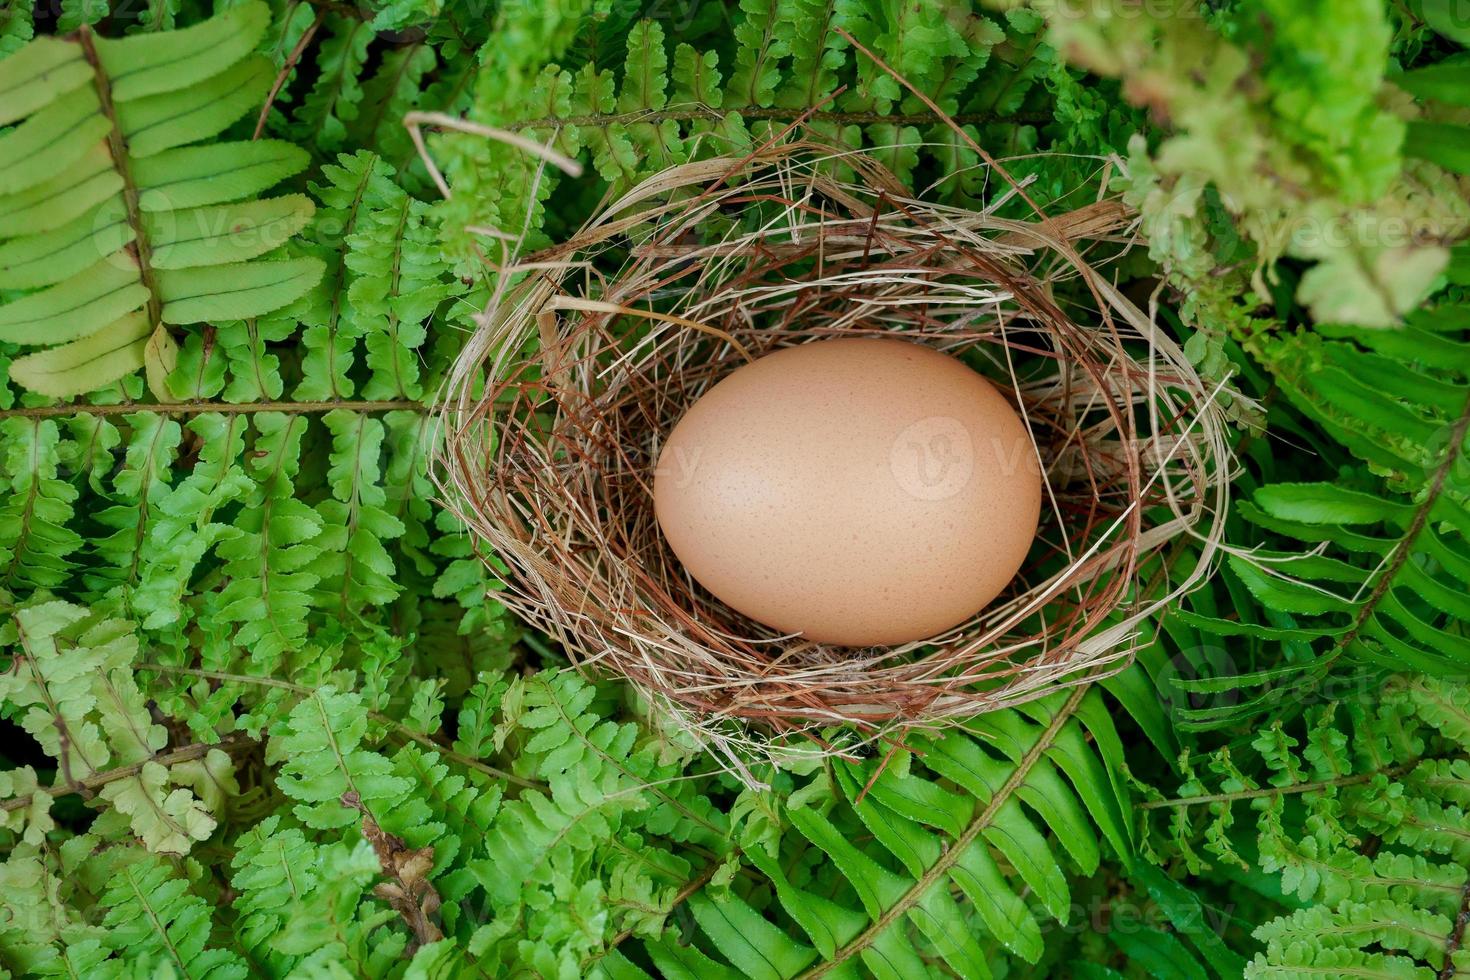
[1,732,255,813]
[506,106,1054,133]
[549,296,756,364]
[403,110,584,202]
[833,25,1123,339]
[254,8,326,140]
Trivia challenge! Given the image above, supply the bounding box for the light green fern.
[0,600,228,853]
[1154,676,1470,979]
[0,0,321,399]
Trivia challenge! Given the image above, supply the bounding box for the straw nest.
[436,138,1230,767]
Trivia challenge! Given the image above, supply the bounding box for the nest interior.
[438,139,1229,760]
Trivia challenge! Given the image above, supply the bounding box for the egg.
[653,337,1042,647]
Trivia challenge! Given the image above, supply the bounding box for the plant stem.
[1,732,255,812]
[0,399,423,419]
[583,861,721,970]
[796,683,1091,979]
[77,25,161,326]
[1141,761,1418,810]
[1316,391,1470,676]
[255,7,326,139]
[504,105,1050,133]
[1441,880,1470,980]
[138,663,542,790]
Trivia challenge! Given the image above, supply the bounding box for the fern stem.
[77,25,162,328]
[1442,880,1470,980]
[121,864,192,976]
[796,683,1092,979]
[504,106,1051,133]
[0,732,254,812]
[0,399,423,419]
[10,613,94,794]
[1317,391,1470,676]
[255,7,326,140]
[1141,761,1419,810]
[137,663,542,789]
[591,861,720,967]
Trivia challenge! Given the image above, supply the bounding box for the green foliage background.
[2,0,1470,977]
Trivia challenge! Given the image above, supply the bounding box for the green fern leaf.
[1178,317,1470,721]
[98,850,248,978]
[633,689,1132,978]
[0,601,225,852]
[0,2,321,399]
[271,686,413,829]
[0,141,120,236]
[311,410,407,617]
[0,419,82,590]
[157,257,323,323]
[1163,676,1470,977]
[0,36,91,124]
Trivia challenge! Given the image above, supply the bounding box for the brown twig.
[77,25,161,325]
[1441,880,1470,980]
[1,733,255,812]
[343,791,444,954]
[255,7,326,140]
[403,110,584,202]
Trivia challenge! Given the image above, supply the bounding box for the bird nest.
[436,138,1229,769]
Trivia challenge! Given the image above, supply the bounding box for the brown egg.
[653,337,1042,646]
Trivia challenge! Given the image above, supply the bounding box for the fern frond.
[0,1,321,399]
[1164,307,1470,731]
[230,815,406,976]
[310,410,407,619]
[83,411,179,600]
[270,686,411,830]
[92,848,246,978]
[343,173,457,401]
[0,601,228,853]
[624,686,1134,979]
[295,151,399,400]
[0,419,82,591]
[1156,676,1470,978]
[208,412,322,672]
[463,671,723,973]
[131,411,251,632]
[292,15,371,154]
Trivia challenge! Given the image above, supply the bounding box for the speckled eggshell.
[652,337,1042,647]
